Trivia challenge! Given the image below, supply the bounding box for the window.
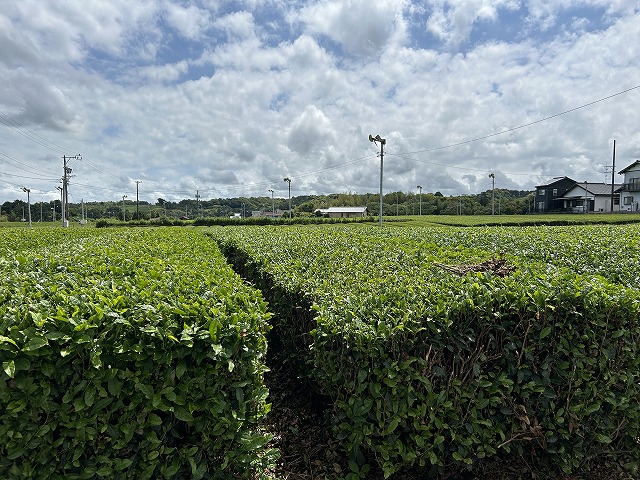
[538,189,545,196]
[552,188,557,196]
[537,202,545,211]
[624,196,634,205]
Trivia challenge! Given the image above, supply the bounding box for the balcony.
[620,183,640,192]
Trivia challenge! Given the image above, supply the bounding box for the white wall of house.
[619,163,640,212]
[562,185,619,213]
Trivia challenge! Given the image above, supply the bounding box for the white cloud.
[0,1,639,203]
[165,4,214,40]
[287,105,336,154]
[426,0,520,48]
[213,11,256,41]
[294,0,408,57]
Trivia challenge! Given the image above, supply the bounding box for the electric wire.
[386,85,639,158]
[0,151,60,180]
[0,110,76,156]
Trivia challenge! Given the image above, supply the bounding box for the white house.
[617,160,640,212]
[315,206,369,218]
[559,182,621,213]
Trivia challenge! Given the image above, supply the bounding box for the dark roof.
[535,176,577,188]
[585,183,622,195]
[559,183,622,198]
[618,160,640,174]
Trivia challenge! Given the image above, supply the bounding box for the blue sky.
[1,0,639,204]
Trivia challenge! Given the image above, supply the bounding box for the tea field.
[1,223,639,479]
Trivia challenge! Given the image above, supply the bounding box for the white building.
[315,206,369,218]
[617,160,640,212]
[559,182,621,213]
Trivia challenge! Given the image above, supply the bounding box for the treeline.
[0,189,534,222]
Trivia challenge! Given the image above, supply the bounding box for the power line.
[0,151,60,179]
[386,84,640,158]
[0,110,76,156]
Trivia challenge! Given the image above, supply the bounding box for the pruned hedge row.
[0,228,275,479]
[209,224,640,478]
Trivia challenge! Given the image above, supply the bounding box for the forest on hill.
[1,189,534,222]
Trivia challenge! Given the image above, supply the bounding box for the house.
[315,206,369,218]
[534,177,577,212]
[617,160,640,212]
[558,182,621,213]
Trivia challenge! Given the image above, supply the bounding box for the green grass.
[388,213,640,227]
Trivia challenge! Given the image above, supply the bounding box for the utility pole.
[195,189,200,218]
[489,173,495,215]
[122,195,128,221]
[283,177,291,218]
[56,186,63,225]
[22,187,32,228]
[417,185,422,216]
[61,154,81,227]
[369,134,386,227]
[610,140,616,212]
[136,180,142,219]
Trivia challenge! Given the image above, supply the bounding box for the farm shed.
[315,206,369,218]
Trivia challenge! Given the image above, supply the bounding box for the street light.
[268,188,275,214]
[22,187,32,228]
[283,178,291,219]
[122,195,128,221]
[369,134,386,227]
[417,185,422,216]
[489,173,495,215]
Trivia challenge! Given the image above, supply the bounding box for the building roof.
[618,160,640,174]
[559,182,621,199]
[316,206,368,213]
[535,176,577,188]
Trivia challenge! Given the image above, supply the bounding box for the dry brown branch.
[433,258,516,277]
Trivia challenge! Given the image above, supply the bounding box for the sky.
[1,0,639,205]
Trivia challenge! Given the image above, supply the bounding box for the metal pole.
[369,134,386,227]
[136,180,142,219]
[379,141,384,226]
[62,156,68,227]
[283,178,291,218]
[61,154,81,227]
[584,181,588,213]
[489,173,495,215]
[22,187,31,228]
[417,185,422,216]
[610,140,616,212]
[57,187,63,225]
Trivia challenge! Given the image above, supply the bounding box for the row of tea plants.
[0,227,275,479]
[210,224,640,478]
